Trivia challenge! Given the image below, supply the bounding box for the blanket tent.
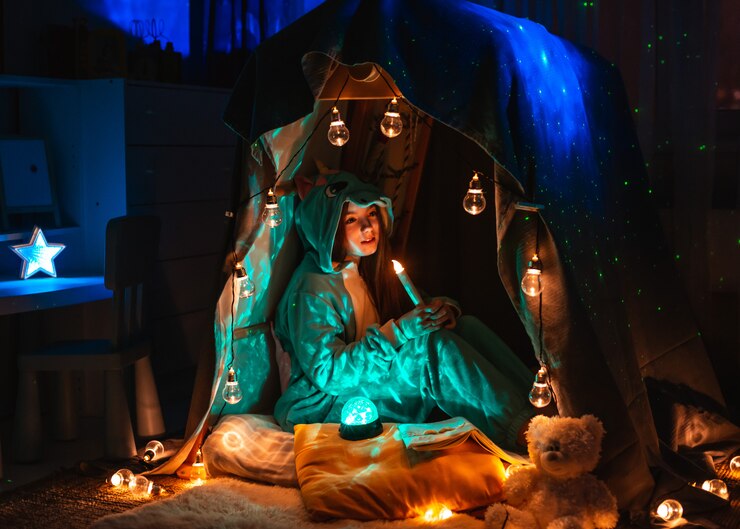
[152,0,728,515]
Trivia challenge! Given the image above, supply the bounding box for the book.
[398,416,530,465]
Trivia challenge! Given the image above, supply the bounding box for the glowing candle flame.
[391,260,422,306]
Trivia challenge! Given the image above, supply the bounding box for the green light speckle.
[698,144,706,151]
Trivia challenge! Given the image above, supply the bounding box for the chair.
[13,215,165,462]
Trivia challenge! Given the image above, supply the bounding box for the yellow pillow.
[293,422,505,521]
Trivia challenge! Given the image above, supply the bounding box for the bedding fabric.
[293,422,506,521]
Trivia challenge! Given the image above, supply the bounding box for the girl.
[274,172,536,450]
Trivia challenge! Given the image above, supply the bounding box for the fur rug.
[89,478,485,529]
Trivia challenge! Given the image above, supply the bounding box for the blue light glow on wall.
[82,0,189,56]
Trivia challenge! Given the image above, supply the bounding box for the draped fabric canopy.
[162,0,724,514]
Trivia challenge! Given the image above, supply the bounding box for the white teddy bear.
[486,414,619,529]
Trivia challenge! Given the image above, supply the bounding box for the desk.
[0,276,111,316]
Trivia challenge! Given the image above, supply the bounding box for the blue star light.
[10,226,66,279]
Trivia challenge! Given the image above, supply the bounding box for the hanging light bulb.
[222,367,243,404]
[529,365,552,408]
[190,448,207,486]
[380,97,403,138]
[142,440,164,462]
[730,455,740,473]
[327,106,350,146]
[109,468,134,488]
[521,254,544,297]
[129,474,153,495]
[261,188,283,228]
[655,499,683,522]
[234,262,255,298]
[462,172,486,215]
[701,479,729,500]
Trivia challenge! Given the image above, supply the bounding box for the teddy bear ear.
[526,414,551,440]
[581,414,605,445]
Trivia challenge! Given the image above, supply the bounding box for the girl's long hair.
[332,204,410,322]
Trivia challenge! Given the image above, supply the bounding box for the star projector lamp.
[339,396,383,441]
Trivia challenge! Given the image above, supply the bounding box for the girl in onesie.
[273,171,537,451]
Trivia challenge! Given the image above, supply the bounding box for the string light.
[327,106,350,146]
[261,188,283,227]
[128,474,153,495]
[528,365,552,407]
[521,253,544,296]
[380,97,403,138]
[655,499,683,522]
[462,172,486,215]
[700,479,729,500]
[142,440,164,462]
[730,455,740,472]
[234,262,256,298]
[222,367,243,404]
[190,448,207,485]
[422,504,453,522]
[109,468,134,488]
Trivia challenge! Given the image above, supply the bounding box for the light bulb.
[190,449,207,485]
[701,479,729,500]
[234,263,255,298]
[521,254,543,297]
[222,367,243,404]
[109,468,134,488]
[655,499,683,522]
[462,172,486,215]
[422,504,452,522]
[380,97,403,138]
[529,366,552,408]
[142,440,164,462]
[327,107,350,146]
[730,455,740,473]
[261,188,283,227]
[128,474,153,495]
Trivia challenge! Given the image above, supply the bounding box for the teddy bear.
[486,414,619,529]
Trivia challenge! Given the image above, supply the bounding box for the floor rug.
[89,477,485,529]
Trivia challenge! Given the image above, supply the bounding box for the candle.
[392,260,423,306]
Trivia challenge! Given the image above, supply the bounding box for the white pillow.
[202,414,297,487]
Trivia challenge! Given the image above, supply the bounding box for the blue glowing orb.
[341,397,379,425]
[10,226,66,279]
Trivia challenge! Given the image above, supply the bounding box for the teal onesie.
[274,172,535,450]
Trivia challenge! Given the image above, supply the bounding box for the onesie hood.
[295,172,393,273]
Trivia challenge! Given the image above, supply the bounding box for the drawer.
[126,145,234,205]
[125,83,237,145]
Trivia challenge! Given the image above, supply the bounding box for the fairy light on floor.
[422,504,453,522]
[654,499,683,523]
[109,468,134,488]
[190,448,207,486]
[700,479,729,500]
[142,440,164,462]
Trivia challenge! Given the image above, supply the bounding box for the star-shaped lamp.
[10,226,66,279]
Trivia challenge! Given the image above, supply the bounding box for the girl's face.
[340,202,381,261]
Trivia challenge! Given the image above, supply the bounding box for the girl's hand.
[397,299,455,338]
